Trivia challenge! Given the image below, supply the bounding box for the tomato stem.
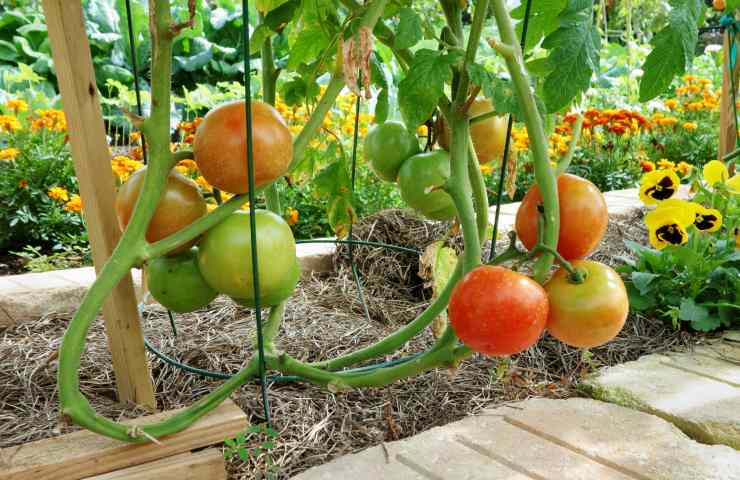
[490,0,559,284]
[554,113,584,176]
[529,244,585,284]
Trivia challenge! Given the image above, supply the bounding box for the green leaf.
[287,27,330,70]
[630,271,659,295]
[313,156,357,238]
[256,0,290,14]
[394,7,422,50]
[625,283,656,311]
[398,49,461,128]
[249,24,273,55]
[638,0,704,102]
[375,87,389,123]
[264,0,301,31]
[0,40,18,62]
[541,5,600,112]
[512,0,566,52]
[467,63,546,122]
[679,298,718,332]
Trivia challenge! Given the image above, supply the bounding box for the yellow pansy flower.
[727,175,740,194]
[639,169,680,205]
[702,160,729,186]
[692,204,723,232]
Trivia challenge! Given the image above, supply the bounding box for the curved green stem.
[555,113,583,176]
[529,244,585,283]
[490,1,559,284]
[468,137,490,246]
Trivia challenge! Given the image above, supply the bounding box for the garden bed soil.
[0,209,705,479]
[0,253,25,276]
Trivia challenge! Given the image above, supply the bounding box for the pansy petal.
[727,174,740,195]
[703,160,729,186]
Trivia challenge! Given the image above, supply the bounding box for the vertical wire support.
[488,0,534,262]
[123,0,148,164]
[241,0,272,426]
[348,81,372,323]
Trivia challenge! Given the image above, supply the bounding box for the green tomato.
[364,121,420,182]
[197,210,299,307]
[397,150,457,221]
[145,248,218,313]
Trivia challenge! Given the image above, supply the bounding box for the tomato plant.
[115,167,207,253]
[439,99,508,165]
[397,150,457,221]
[197,210,299,307]
[515,174,608,260]
[145,248,218,313]
[364,121,421,182]
[544,260,629,348]
[193,100,293,194]
[449,266,548,356]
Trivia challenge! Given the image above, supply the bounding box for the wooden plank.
[0,399,246,480]
[84,449,227,480]
[40,0,155,408]
[719,30,740,168]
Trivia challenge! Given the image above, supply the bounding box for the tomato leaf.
[394,7,423,50]
[287,26,331,70]
[512,0,567,52]
[467,63,546,121]
[638,0,704,102]
[398,49,462,128]
[541,3,600,112]
[256,0,290,14]
[313,155,357,238]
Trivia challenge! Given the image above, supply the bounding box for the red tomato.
[193,100,292,194]
[449,266,548,356]
[544,260,629,348]
[515,173,608,260]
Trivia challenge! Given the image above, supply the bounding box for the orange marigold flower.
[640,160,655,172]
[657,158,676,170]
[18,179,28,189]
[286,207,299,226]
[183,134,195,143]
[130,146,143,160]
[130,131,141,143]
[65,194,83,213]
[682,122,698,131]
[664,99,678,109]
[658,117,678,127]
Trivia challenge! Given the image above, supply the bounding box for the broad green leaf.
[625,283,656,311]
[263,0,301,31]
[512,0,566,51]
[398,49,461,128]
[0,40,18,62]
[679,298,717,332]
[256,0,290,14]
[394,7,423,50]
[287,27,330,70]
[541,4,600,112]
[467,63,546,121]
[249,24,273,55]
[639,0,704,102]
[630,271,659,295]
[375,87,389,123]
[13,36,43,60]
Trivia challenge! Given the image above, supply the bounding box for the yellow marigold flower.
[111,155,144,181]
[677,161,692,176]
[33,109,66,131]
[5,99,28,113]
[174,165,189,175]
[702,160,729,186]
[683,74,696,83]
[480,164,494,174]
[0,147,19,160]
[130,131,141,143]
[639,169,680,205]
[195,175,213,192]
[658,117,678,127]
[657,158,676,170]
[286,207,299,226]
[664,99,678,109]
[48,186,69,202]
[177,159,198,171]
[698,78,712,86]
[18,179,28,189]
[675,86,688,96]
[688,84,701,94]
[682,122,698,131]
[692,204,722,232]
[417,124,429,136]
[0,114,21,132]
[65,194,83,213]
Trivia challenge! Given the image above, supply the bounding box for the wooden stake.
[41,0,155,409]
[719,29,740,167]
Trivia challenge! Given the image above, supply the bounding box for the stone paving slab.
[582,333,740,450]
[293,398,740,480]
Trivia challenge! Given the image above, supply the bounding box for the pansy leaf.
[630,271,659,295]
[679,298,718,332]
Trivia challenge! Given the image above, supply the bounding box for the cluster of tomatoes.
[115,100,299,313]
[364,99,508,221]
[451,173,629,356]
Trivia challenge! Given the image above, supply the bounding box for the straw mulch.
[0,208,701,479]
